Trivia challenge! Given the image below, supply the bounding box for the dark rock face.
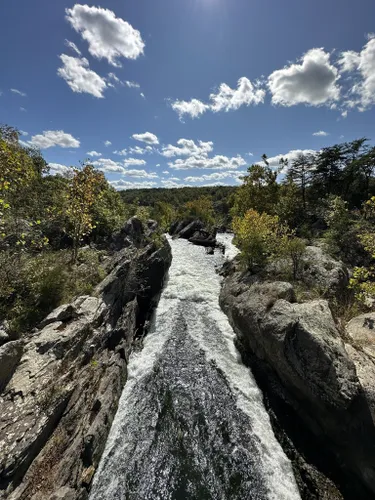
[0,224,171,500]
[170,219,219,249]
[220,263,375,499]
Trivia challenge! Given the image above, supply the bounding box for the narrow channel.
[90,235,300,500]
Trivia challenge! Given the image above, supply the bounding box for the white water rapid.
[90,234,301,500]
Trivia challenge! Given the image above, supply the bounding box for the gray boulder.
[0,340,23,392]
[220,271,375,497]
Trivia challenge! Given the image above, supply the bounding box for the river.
[89,234,301,500]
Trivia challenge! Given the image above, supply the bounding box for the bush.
[233,210,283,270]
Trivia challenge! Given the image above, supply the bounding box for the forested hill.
[119,185,237,207]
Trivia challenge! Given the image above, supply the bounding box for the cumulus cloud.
[58,55,107,98]
[132,132,159,145]
[184,171,245,182]
[125,80,140,88]
[104,140,112,147]
[92,158,125,173]
[66,4,145,67]
[171,99,210,120]
[11,88,27,97]
[65,39,81,56]
[128,145,153,155]
[160,139,213,158]
[339,38,375,110]
[124,158,147,166]
[113,149,127,156]
[210,77,265,112]
[171,78,265,120]
[122,169,158,179]
[110,179,157,190]
[48,163,72,175]
[313,130,329,136]
[268,48,340,106]
[30,130,80,149]
[168,154,246,171]
[259,149,316,171]
[87,150,102,157]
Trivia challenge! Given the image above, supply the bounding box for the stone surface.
[347,312,375,358]
[220,267,375,498]
[0,341,23,392]
[0,226,172,500]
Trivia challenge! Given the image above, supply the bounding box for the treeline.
[230,138,375,311]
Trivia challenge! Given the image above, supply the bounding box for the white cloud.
[140,92,145,99]
[125,80,140,88]
[210,77,265,112]
[123,169,158,179]
[107,72,121,84]
[128,145,153,155]
[110,179,157,190]
[247,152,254,156]
[184,171,245,182]
[66,5,145,67]
[20,130,28,136]
[113,149,127,156]
[92,158,125,173]
[171,78,265,120]
[124,158,147,166]
[87,150,102,157]
[132,132,159,145]
[58,55,107,98]
[160,139,213,158]
[268,48,340,106]
[339,38,375,110]
[65,39,81,56]
[162,170,169,174]
[20,107,27,112]
[342,110,348,118]
[171,98,210,120]
[313,130,329,136]
[260,149,316,171]
[104,140,112,147]
[168,154,246,171]
[30,130,80,149]
[11,88,27,97]
[48,163,72,175]
[161,180,185,188]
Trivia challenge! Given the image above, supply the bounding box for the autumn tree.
[66,164,106,262]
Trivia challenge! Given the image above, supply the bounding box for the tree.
[286,152,315,211]
[232,209,283,269]
[184,196,215,226]
[66,165,106,262]
[231,164,279,217]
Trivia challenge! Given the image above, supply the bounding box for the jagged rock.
[0,340,23,392]
[220,271,375,498]
[0,321,18,346]
[0,234,172,500]
[178,219,205,239]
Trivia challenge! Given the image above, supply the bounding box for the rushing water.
[90,235,301,500]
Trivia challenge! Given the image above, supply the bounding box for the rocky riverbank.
[220,248,375,499]
[0,218,172,500]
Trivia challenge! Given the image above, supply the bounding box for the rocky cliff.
[0,218,172,500]
[220,250,375,499]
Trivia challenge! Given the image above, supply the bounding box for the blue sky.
[1,0,375,189]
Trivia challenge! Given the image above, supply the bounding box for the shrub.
[281,237,306,280]
[232,210,283,270]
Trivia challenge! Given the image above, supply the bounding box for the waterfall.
[90,235,301,500]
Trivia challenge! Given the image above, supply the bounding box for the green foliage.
[91,185,130,241]
[183,196,215,226]
[231,164,279,218]
[281,237,306,280]
[323,196,351,255]
[232,209,284,269]
[152,201,176,231]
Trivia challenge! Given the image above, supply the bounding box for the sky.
[1,0,375,189]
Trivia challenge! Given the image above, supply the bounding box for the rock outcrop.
[220,258,375,499]
[0,219,172,500]
[169,219,219,249]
